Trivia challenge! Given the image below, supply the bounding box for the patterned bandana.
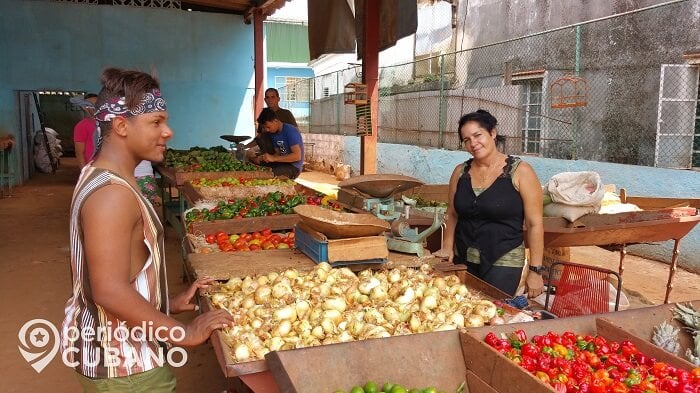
[94,89,167,122]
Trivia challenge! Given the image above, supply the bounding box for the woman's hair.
[458,109,506,145]
[95,68,160,141]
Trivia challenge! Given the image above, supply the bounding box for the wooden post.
[360,0,379,174]
[253,8,265,118]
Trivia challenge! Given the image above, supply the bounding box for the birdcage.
[344,83,368,105]
[550,75,588,109]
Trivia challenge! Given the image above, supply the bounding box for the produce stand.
[187,214,302,236]
[461,301,700,393]
[181,181,313,205]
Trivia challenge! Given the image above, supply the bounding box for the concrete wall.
[454,0,700,167]
[342,137,700,272]
[0,0,256,183]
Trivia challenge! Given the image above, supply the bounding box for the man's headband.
[94,89,167,122]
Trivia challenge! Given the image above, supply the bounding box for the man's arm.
[81,186,233,345]
[263,144,302,163]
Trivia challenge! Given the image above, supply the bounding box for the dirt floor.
[0,158,698,392]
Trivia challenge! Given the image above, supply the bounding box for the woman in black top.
[441,110,545,297]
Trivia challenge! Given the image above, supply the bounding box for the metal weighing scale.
[338,174,444,257]
[219,135,251,161]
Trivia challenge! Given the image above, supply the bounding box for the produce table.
[538,207,700,303]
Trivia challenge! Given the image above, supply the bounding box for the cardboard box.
[294,222,388,265]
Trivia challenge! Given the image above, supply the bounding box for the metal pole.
[572,25,581,160]
[438,54,446,148]
[336,71,341,135]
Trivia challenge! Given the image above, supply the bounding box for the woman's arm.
[514,161,544,297]
[438,163,464,262]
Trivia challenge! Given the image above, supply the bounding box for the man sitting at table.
[251,108,304,179]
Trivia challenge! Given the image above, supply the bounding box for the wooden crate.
[401,184,449,204]
[460,302,700,393]
[155,165,273,186]
[295,222,388,264]
[187,214,300,235]
[266,330,467,393]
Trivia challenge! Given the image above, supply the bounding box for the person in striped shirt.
[62,68,234,391]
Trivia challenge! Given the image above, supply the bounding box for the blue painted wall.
[266,67,314,121]
[0,0,256,182]
[343,137,700,272]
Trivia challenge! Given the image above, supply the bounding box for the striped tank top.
[61,166,169,378]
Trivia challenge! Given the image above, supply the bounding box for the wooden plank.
[189,248,316,280]
[266,330,467,393]
[542,216,700,247]
[626,196,700,210]
[153,165,273,186]
[402,184,449,203]
[239,371,281,393]
[189,214,301,235]
[466,371,499,393]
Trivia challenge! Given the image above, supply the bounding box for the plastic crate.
[294,224,388,267]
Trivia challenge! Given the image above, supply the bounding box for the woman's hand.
[525,272,544,298]
[432,248,454,263]
[170,277,216,314]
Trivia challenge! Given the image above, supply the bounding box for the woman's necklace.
[474,156,502,185]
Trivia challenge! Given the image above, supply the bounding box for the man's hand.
[175,309,235,347]
[170,277,216,314]
[525,272,544,298]
[261,153,276,163]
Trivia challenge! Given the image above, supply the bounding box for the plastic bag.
[544,202,599,222]
[546,171,604,207]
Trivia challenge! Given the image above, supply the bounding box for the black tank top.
[452,156,524,269]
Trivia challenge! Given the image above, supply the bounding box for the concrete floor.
[0,158,697,392]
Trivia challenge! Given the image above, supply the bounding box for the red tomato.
[205,234,216,244]
[261,228,272,237]
[249,244,261,251]
[252,232,262,240]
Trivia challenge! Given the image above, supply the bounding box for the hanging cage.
[550,75,588,109]
[344,82,368,105]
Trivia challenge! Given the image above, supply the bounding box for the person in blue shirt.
[252,108,304,179]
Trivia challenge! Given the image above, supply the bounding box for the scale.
[219,135,251,161]
[338,174,444,257]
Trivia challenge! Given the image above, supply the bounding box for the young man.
[62,68,233,391]
[245,88,298,155]
[251,107,304,179]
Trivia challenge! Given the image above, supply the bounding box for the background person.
[71,93,98,168]
[62,68,233,391]
[135,160,161,207]
[251,108,304,179]
[440,109,545,297]
[245,88,298,156]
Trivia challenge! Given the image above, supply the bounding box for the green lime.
[350,387,365,393]
[422,388,438,393]
[390,386,407,393]
[382,383,395,393]
[364,381,379,393]
[409,389,422,393]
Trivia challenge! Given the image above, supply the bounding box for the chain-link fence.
[277,0,700,168]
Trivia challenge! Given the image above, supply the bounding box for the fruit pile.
[334,381,456,393]
[165,147,262,172]
[206,228,294,252]
[185,193,307,223]
[485,330,700,393]
[191,177,295,187]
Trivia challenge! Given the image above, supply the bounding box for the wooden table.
[539,207,700,303]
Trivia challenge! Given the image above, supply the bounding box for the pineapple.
[651,320,681,355]
[673,302,700,365]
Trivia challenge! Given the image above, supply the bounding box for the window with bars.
[515,79,543,154]
[275,76,310,102]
